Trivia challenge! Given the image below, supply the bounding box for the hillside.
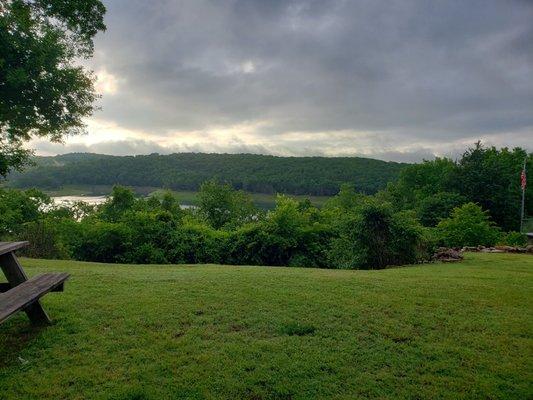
[0,253,531,399]
[7,153,407,196]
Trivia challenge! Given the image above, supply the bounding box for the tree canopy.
[385,143,532,231]
[0,0,106,176]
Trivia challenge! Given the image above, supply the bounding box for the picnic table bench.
[0,241,69,326]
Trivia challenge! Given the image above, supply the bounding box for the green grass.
[0,253,531,399]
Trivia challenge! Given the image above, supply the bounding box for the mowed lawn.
[0,254,531,399]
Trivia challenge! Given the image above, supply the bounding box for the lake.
[52,195,107,206]
[52,195,196,209]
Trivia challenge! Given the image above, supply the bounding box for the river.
[52,195,107,206]
[52,195,195,209]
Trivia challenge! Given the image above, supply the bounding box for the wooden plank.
[0,252,29,285]
[0,248,67,326]
[0,242,29,257]
[0,251,51,325]
[0,273,70,324]
[0,282,11,293]
[0,282,65,293]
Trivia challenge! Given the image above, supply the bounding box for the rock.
[432,247,463,262]
[526,245,533,254]
[462,246,479,252]
[495,245,514,251]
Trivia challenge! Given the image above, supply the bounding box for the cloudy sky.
[31,0,533,162]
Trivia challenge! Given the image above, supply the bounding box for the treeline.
[7,152,406,195]
[383,142,532,231]
[1,144,531,269]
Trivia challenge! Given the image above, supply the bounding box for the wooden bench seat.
[0,273,70,324]
[0,281,65,293]
[0,241,29,257]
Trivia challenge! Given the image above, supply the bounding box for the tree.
[99,186,136,222]
[436,202,501,247]
[0,0,106,176]
[417,192,466,227]
[452,143,532,231]
[197,179,255,229]
[0,187,50,237]
[324,183,365,211]
[385,157,457,210]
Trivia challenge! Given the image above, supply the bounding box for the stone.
[432,247,463,262]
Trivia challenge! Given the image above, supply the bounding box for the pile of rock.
[462,245,533,254]
[432,247,464,262]
[431,244,533,263]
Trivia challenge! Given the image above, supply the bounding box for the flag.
[521,167,527,190]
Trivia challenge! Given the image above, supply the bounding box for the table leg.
[0,252,51,326]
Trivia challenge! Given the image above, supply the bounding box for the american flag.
[521,166,527,190]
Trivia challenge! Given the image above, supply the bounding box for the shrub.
[226,196,332,267]
[436,202,500,247]
[71,221,133,263]
[226,222,293,266]
[19,219,70,259]
[417,227,439,260]
[168,223,228,264]
[498,231,528,247]
[288,223,335,268]
[329,200,425,269]
[127,243,167,264]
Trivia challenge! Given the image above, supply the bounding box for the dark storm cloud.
[74,0,533,159]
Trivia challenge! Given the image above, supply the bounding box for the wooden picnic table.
[0,241,69,326]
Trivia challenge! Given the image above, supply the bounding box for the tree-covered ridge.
[8,152,407,195]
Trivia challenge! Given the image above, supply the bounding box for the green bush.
[329,200,425,269]
[498,231,527,247]
[226,222,293,266]
[0,188,50,238]
[226,196,334,267]
[436,203,501,247]
[168,223,228,264]
[19,219,70,259]
[288,224,335,268]
[71,221,133,263]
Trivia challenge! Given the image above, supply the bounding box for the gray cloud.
[73,0,533,160]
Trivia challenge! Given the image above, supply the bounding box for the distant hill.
[7,153,407,196]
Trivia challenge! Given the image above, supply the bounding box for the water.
[52,195,196,209]
[52,195,107,206]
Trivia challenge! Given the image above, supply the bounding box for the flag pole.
[520,158,526,233]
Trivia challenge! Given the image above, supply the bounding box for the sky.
[31,0,533,162]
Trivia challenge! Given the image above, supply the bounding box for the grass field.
[0,253,531,399]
